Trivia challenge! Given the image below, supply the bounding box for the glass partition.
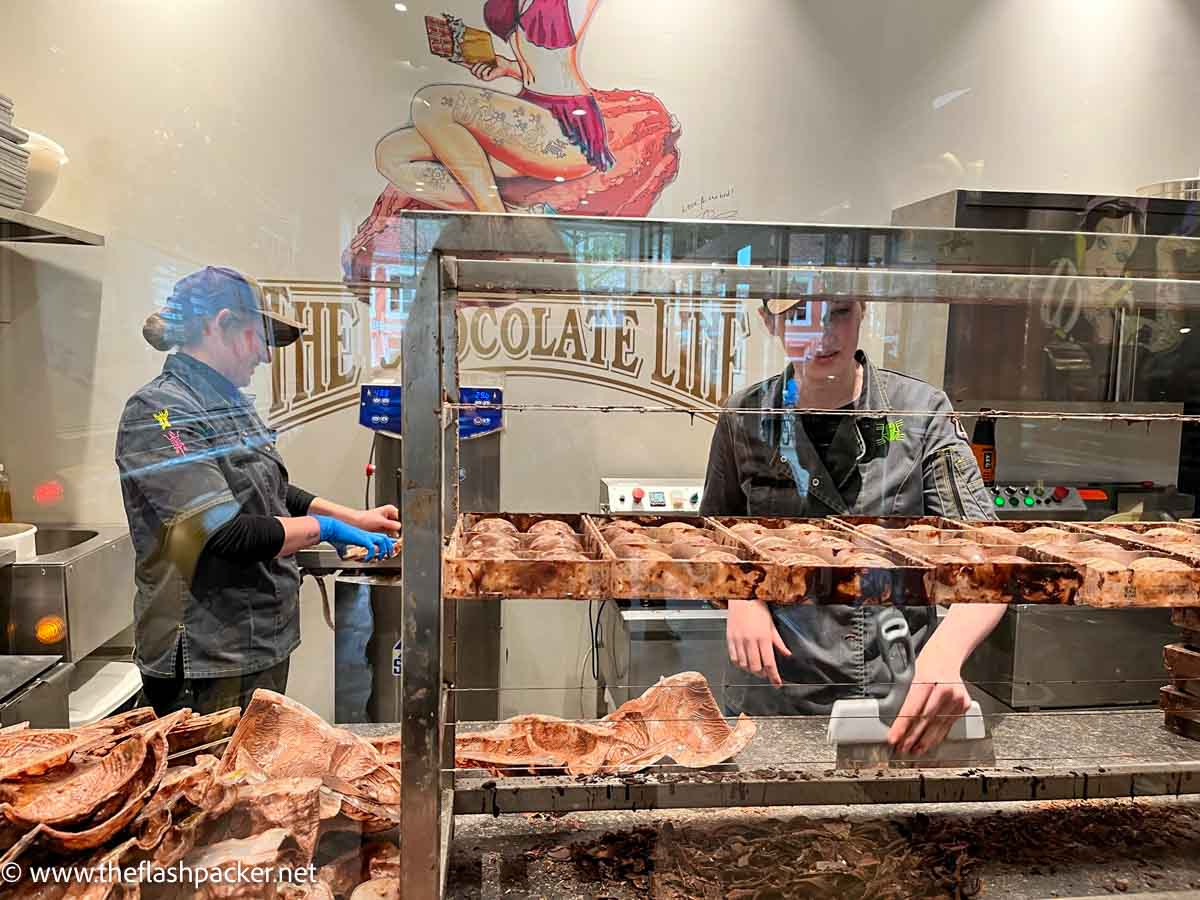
[5,0,1200,892]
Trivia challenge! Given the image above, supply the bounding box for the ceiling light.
[1182,327,1192,334]
[394,3,408,11]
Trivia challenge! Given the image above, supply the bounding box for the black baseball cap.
[166,266,304,347]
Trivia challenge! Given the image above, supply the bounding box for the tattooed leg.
[411,84,593,212]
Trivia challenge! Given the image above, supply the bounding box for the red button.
[632,487,645,503]
[1052,486,1069,502]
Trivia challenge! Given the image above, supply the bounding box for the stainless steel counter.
[6,523,133,661]
[447,709,1200,814]
[343,715,1200,897]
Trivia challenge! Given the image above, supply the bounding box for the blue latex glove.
[314,515,396,561]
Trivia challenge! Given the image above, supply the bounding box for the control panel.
[359,383,503,439]
[599,477,705,515]
[987,482,1089,518]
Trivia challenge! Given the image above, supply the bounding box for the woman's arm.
[571,0,602,38]
[888,604,1006,755]
[892,392,1005,754]
[206,504,397,564]
[202,513,319,561]
[277,515,321,557]
[307,497,400,536]
[468,56,523,82]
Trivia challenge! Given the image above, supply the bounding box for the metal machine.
[969,401,1192,520]
[594,476,730,714]
[894,190,1199,710]
[0,654,71,728]
[1,525,133,726]
[3,524,133,661]
[595,603,727,714]
[599,477,704,515]
[328,382,503,724]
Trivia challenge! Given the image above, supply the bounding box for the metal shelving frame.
[393,211,1200,898]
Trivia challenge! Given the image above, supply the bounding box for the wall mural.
[343,0,681,283]
[268,0,706,431]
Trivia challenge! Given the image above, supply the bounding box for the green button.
[1024,496,1035,506]
[994,496,1005,507]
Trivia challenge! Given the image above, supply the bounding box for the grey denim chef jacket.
[115,352,301,680]
[699,351,997,716]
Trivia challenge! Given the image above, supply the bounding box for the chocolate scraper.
[826,607,995,769]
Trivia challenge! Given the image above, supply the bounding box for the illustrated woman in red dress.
[375,0,671,215]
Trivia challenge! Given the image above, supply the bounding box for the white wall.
[3,0,1199,721]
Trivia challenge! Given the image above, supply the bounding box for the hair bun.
[142,312,174,351]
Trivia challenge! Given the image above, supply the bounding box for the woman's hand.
[886,642,971,756]
[313,515,396,562]
[353,505,400,538]
[726,599,791,687]
[467,57,519,82]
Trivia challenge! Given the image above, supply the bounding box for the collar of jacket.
[771,351,894,447]
[164,352,250,412]
[761,351,898,511]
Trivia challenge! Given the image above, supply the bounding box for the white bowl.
[20,130,68,214]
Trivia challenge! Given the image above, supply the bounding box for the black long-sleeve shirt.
[205,485,316,562]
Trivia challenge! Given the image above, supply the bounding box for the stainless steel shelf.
[455,760,1200,814]
[0,208,104,245]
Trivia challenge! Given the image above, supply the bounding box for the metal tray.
[442,513,1200,606]
[1173,607,1200,634]
[1035,536,1200,607]
[706,516,933,606]
[586,514,775,603]
[444,513,609,600]
[955,520,1096,546]
[1077,522,1200,560]
[1165,642,1200,698]
[836,517,1081,605]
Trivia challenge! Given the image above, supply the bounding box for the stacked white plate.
[0,95,29,210]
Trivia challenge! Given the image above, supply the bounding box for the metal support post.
[439,256,460,895]
[399,251,449,898]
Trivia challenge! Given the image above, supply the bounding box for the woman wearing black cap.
[115,266,399,716]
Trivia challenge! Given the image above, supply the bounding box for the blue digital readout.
[459,387,503,439]
[360,384,503,438]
